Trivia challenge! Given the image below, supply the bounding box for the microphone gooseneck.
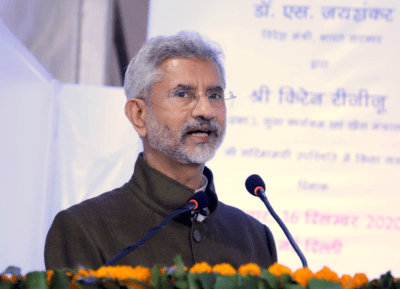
[245,174,308,268]
[105,191,209,266]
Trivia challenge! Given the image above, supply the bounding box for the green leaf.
[187,274,202,289]
[49,270,71,289]
[150,264,163,289]
[197,273,216,289]
[152,271,174,289]
[257,278,269,289]
[380,271,395,289]
[260,269,280,289]
[214,275,239,289]
[280,274,306,289]
[25,272,48,289]
[175,279,189,289]
[308,278,342,289]
[238,275,261,289]
[366,279,378,289]
[173,256,187,279]
[173,256,185,267]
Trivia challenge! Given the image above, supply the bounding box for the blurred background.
[1,0,148,86]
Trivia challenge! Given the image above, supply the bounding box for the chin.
[178,143,220,165]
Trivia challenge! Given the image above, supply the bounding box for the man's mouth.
[186,130,213,137]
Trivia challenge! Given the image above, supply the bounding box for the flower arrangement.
[1,256,398,289]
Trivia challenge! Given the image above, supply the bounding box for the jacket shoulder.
[215,201,264,227]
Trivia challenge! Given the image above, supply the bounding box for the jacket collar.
[127,153,219,218]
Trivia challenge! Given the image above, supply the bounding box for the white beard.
[145,108,225,164]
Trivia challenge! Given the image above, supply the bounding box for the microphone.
[245,174,308,268]
[105,191,209,266]
[187,191,209,211]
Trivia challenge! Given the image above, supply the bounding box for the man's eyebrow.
[208,85,224,92]
[172,84,195,91]
[171,84,224,93]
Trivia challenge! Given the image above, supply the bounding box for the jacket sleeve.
[44,210,105,270]
[265,225,278,264]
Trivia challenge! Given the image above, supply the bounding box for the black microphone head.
[187,191,210,210]
[245,174,265,197]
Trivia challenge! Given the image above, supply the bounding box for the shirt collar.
[195,175,208,193]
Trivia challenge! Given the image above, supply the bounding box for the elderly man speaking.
[45,31,277,270]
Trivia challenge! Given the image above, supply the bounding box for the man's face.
[144,57,226,165]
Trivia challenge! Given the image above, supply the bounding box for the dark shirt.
[45,153,277,270]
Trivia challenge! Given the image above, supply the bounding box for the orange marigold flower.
[348,273,368,289]
[340,274,352,289]
[190,262,212,274]
[46,270,54,285]
[314,267,339,283]
[71,268,92,285]
[212,263,237,276]
[90,265,151,284]
[293,267,314,286]
[238,263,262,276]
[1,275,18,283]
[160,268,166,275]
[77,268,91,278]
[268,263,292,278]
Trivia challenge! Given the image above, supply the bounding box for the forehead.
[157,57,223,88]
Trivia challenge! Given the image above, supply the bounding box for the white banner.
[148,0,400,278]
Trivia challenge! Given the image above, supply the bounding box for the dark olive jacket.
[45,154,277,270]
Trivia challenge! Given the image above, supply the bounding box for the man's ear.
[125,98,147,138]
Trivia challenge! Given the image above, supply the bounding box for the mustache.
[180,118,222,136]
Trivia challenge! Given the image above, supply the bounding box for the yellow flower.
[268,263,292,278]
[314,267,339,283]
[340,274,352,288]
[348,273,368,289]
[238,263,262,276]
[212,263,237,276]
[190,262,212,274]
[292,267,314,286]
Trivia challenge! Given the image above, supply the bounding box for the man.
[45,31,277,270]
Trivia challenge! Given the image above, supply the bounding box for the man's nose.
[191,95,215,119]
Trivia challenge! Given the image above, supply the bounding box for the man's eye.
[175,91,189,98]
[209,93,223,100]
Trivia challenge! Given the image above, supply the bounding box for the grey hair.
[123,31,226,102]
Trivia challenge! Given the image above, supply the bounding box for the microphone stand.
[258,189,308,268]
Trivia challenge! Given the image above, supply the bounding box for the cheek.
[166,111,189,131]
[215,109,226,126]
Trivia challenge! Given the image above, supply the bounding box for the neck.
[142,146,205,191]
